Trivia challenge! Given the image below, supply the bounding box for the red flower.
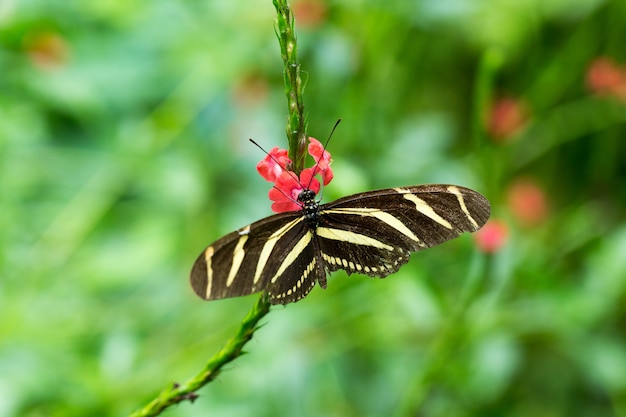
[24,30,69,71]
[232,73,270,107]
[256,147,291,183]
[258,137,333,213]
[586,57,626,100]
[487,97,528,142]
[308,137,333,185]
[506,178,549,227]
[474,219,509,254]
[268,168,321,213]
[292,0,327,28]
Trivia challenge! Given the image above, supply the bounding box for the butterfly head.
[298,188,320,227]
[297,188,317,205]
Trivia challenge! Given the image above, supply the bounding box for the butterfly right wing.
[190,211,316,303]
[315,184,490,278]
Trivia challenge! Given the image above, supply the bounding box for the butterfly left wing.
[190,211,324,304]
[315,184,490,278]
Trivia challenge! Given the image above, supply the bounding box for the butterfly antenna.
[324,118,342,150]
[305,118,341,192]
[249,138,301,185]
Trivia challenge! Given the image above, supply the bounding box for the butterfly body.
[300,189,321,229]
[190,184,490,305]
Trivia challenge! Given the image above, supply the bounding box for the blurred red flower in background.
[487,97,529,142]
[586,56,626,100]
[474,219,509,254]
[506,178,549,227]
[24,30,69,70]
[293,0,327,28]
[232,73,270,107]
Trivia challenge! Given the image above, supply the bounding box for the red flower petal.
[298,168,321,195]
[321,166,333,185]
[257,139,330,212]
[271,200,302,213]
[268,169,321,213]
[307,137,333,185]
[256,147,291,182]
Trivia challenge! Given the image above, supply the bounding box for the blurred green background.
[2,0,626,416]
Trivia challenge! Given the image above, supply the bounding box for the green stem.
[471,47,504,199]
[471,47,504,150]
[273,0,308,173]
[128,295,271,417]
[128,3,307,415]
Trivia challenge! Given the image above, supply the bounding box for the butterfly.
[190,183,490,304]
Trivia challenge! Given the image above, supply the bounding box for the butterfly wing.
[316,184,490,278]
[191,184,490,304]
[190,211,322,303]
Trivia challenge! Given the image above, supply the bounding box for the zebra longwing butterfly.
[190,184,490,305]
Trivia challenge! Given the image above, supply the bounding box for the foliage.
[1,0,625,416]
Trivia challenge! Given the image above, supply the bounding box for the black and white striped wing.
[315,185,490,278]
[190,184,490,305]
[190,212,322,304]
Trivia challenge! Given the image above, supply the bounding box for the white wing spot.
[275,257,316,301]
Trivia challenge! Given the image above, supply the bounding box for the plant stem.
[129,2,308,415]
[273,0,308,173]
[128,295,271,417]
[471,47,503,150]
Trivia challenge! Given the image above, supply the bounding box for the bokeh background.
[2,0,626,416]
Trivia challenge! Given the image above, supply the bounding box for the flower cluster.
[256,137,333,213]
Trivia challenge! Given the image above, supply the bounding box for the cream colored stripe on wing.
[399,189,453,229]
[204,246,214,299]
[323,207,423,245]
[447,185,479,229]
[270,231,313,284]
[254,218,303,284]
[226,235,248,287]
[316,226,393,250]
